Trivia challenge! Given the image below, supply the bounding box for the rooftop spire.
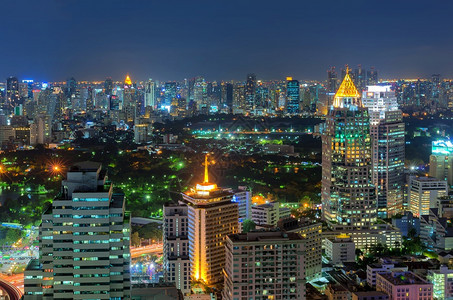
[333,65,361,108]
[204,154,209,183]
[125,74,132,85]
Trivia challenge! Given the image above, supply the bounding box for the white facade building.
[324,234,356,264]
[163,204,190,294]
[409,176,448,217]
[251,202,291,226]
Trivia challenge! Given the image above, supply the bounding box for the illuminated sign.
[433,140,453,155]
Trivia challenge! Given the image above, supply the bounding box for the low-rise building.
[324,234,355,264]
[367,259,409,287]
[352,291,389,300]
[392,211,420,237]
[420,208,453,251]
[251,201,291,226]
[376,271,433,300]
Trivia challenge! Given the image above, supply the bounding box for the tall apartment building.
[278,217,322,281]
[163,204,190,294]
[362,85,405,218]
[24,162,131,299]
[430,140,453,188]
[409,176,448,217]
[222,231,306,300]
[181,155,239,287]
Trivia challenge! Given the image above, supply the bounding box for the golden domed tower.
[181,154,239,287]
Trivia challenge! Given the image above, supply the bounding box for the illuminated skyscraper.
[322,68,377,228]
[181,155,239,287]
[430,140,453,188]
[24,162,131,299]
[363,85,405,218]
[144,79,155,109]
[6,76,20,108]
[164,82,177,107]
[286,77,300,114]
[245,73,256,112]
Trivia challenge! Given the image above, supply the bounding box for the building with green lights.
[322,70,377,228]
[427,266,453,300]
[322,70,401,251]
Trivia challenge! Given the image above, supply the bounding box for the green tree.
[242,219,256,233]
[131,232,141,247]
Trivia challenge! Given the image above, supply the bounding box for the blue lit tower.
[286,77,300,114]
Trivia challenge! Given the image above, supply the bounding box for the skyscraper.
[245,73,256,112]
[164,82,177,107]
[6,76,20,108]
[104,77,113,95]
[66,77,77,99]
[144,79,155,109]
[24,162,131,299]
[181,155,239,288]
[163,204,190,294]
[322,68,377,228]
[286,77,300,114]
[430,140,453,188]
[363,85,405,218]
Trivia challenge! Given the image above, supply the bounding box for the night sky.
[1,0,452,81]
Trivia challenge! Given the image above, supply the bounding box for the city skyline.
[1,0,452,81]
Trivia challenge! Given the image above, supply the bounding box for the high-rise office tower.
[144,79,155,109]
[66,77,77,98]
[104,77,113,95]
[225,83,233,112]
[181,155,239,287]
[430,140,453,188]
[193,77,207,110]
[222,231,306,300]
[245,73,257,112]
[164,82,177,107]
[354,65,366,91]
[286,77,300,114]
[7,76,20,108]
[24,162,131,299]
[409,176,448,217]
[363,85,405,218]
[322,68,377,228]
[367,67,378,86]
[327,67,338,94]
[163,204,190,294]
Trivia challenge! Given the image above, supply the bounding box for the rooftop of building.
[69,161,102,172]
[228,230,302,242]
[378,271,429,285]
[412,176,447,183]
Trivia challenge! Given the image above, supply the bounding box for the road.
[0,277,23,300]
[130,243,163,258]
